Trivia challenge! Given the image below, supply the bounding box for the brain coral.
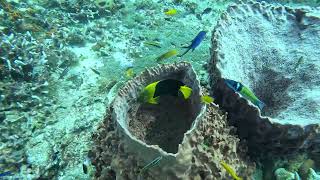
[89,62,255,179]
[209,0,320,155]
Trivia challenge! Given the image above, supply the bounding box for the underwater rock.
[0,113,5,123]
[299,159,315,179]
[307,168,320,180]
[26,135,53,167]
[90,62,255,179]
[209,0,320,155]
[94,0,114,9]
[274,168,295,180]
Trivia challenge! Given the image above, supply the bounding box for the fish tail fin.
[178,48,191,57]
[148,97,160,104]
[257,100,265,110]
[179,86,192,99]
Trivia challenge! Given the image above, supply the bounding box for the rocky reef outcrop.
[89,62,254,179]
[208,0,320,155]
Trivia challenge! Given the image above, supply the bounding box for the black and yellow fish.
[138,79,192,104]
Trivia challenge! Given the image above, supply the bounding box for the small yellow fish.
[220,161,243,180]
[143,41,161,48]
[201,95,214,104]
[180,86,192,99]
[164,9,178,16]
[125,67,135,78]
[156,49,178,62]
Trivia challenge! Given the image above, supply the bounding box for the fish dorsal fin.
[179,86,192,99]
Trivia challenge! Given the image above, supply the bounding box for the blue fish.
[178,31,206,57]
[0,171,12,177]
[224,79,265,110]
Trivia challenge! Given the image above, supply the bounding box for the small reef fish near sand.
[90,67,101,75]
[224,78,265,110]
[220,161,243,180]
[156,49,178,62]
[178,31,206,57]
[125,67,135,78]
[138,79,192,104]
[201,95,214,104]
[58,67,70,79]
[82,157,93,174]
[293,56,304,71]
[143,41,161,48]
[140,156,163,173]
[164,9,177,16]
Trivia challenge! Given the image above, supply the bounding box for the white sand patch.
[112,51,133,68]
[70,43,105,85]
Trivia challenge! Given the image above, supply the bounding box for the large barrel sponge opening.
[128,68,202,154]
[90,62,256,179]
[211,1,320,126]
[209,1,320,154]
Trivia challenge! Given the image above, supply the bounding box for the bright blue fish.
[0,171,12,177]
[178,31,206,57]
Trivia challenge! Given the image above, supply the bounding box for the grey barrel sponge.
[90,62,255,179]
[208,0,320,155]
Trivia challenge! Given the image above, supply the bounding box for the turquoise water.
[0,0,319,179]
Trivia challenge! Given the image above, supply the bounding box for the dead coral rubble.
[90,62,255,179]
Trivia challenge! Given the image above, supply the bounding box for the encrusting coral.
[89,62,255,179]
[208,0,320,155]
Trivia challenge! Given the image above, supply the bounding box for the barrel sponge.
[208,0,320,155]
[89,62,255,179]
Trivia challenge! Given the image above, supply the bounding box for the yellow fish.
[139,81,160,104]
[201,95,214,104]
[143,41,161,48]
[164,9,178,16]
[125,67,135,78]
[220,161,243,180]
[156,49,178,62]
[138,79,192,104]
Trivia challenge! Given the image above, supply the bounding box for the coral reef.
[299,159,316,179]
[307,168,320,179]
[274,167,320,180]
[90,62,255,179]
[0,0,319,179]
[274,168,295,180]
[0,0,113,178]
[209,0,320,155]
